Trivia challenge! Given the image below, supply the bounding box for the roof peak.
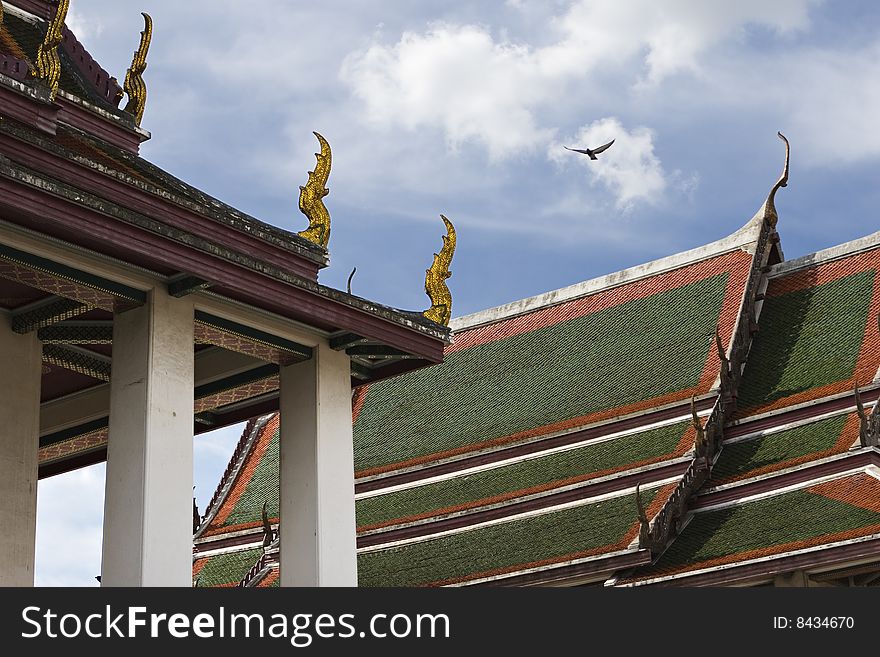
[450,217,763,332]
[768,229,880,278]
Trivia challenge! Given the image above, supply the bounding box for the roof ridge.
[450,217,763,332]
[767,229,880,277]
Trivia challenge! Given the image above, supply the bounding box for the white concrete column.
[101,289,194,586]
[0,315,42,586]
[279,342,357,586]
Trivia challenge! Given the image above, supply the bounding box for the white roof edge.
[768,230,880,278]
[450,217,762,332]
[4,3,41,21]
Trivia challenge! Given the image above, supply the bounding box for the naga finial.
[691,394,707,455]
[122,13,152,126]
[297,132,332,248]
[261,501,274,549]
[760,132,790,228]
[854,386,880,448]
[423,215,456,326]
[31,0,69,100]
[635,483,651,548]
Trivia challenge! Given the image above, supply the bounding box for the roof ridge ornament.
[760,131,790,228]
[122,12,152,126]
[690,394,708,458]
[854,383,880,448]
[261,500,275,549]
[297,132,332,248]
[634,483,651,548]
[423,214,456,326]
[31,0,68,100]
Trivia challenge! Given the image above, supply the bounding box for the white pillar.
[101,289,194,586]
[279,342,357,586]
[0,315,41,586]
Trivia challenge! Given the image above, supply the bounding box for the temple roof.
[193,213,880,587]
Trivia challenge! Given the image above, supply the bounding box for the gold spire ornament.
[423,215,456,326]
[122,13,152,126]
[760,132,790,227]
[297,132,333,248]
[31,0,69,100]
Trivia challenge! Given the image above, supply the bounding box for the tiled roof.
[356,420,691,531]
[709,412,858,487]
[192,214,880,588]
[359,484,671,587]
[193,547,262,588]
[202,415,279,537]
[354,249,752,477]
[736,248,880,419]
[622,472,880,584]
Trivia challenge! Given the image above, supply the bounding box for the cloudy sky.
[34,0,880,585]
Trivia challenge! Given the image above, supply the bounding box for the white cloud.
[66,5,104,42]
[341,0,817,159]
[342,24,554,160]
[549,117,667,209]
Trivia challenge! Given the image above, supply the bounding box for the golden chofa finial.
[122,13,152,126]
[423,215,456,326]
[31,0,69,100]
[297,132,333,248]
[760,132,790,228]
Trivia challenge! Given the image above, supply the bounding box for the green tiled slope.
[710,414,848,484]
[197,547,261,587]
[737,270,874,412]
[357,421,687,528]
[652,489,880,572]
[358,488,657,586]
[223,428,280,528]
[355,274,730,472]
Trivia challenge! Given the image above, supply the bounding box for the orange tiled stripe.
[258,570,280,587]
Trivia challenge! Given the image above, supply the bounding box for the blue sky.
[34,0,880,585]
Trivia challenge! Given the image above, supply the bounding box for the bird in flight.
[564,139,614,160]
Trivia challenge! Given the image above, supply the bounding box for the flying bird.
[564,139,614,160]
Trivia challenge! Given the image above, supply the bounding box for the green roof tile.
[357,420,688,528]
[223,427,280,528]
[358,487,656,586]
[651,487,880,573]
[354,274,729,472]
[737,270,875,413]
[710,414,849,484]
[196,547,261,587]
